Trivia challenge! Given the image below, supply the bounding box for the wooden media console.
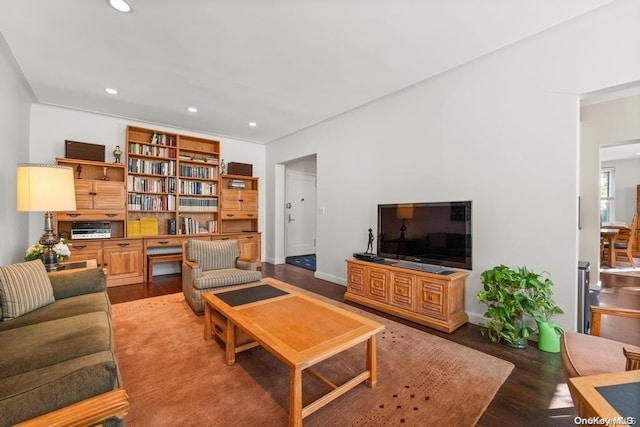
[344,258,469,333]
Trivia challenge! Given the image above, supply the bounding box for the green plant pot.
[536,321,564,353]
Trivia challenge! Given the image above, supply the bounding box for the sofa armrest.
[182,260,202,279]
[236,257,257,271]
[14,388,130,427]
[47,268,107,300]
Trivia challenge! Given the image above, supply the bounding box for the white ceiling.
[0,0,616,144]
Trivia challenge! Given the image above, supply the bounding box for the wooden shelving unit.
[125,126,220,236]
[220,174,258,234]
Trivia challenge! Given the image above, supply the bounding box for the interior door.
[285,171,316,257]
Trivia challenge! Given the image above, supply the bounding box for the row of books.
[179,165,218,179]
[127,194,176,211]
[178,197,218,212]
[180,216,217,234]
[127,176,176,194]
[228,179,246,189]
[128,158,176,176]
[129,142,176,158]
[150,133,176,146]
[178,180,216,195]
[178,154,219,164]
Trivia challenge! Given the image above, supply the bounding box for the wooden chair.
[560,306,640,393]
[613,214,637,267]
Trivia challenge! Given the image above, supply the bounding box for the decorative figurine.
[365,228,374,254]
[221,158,226,175]
[101,166,109,181]
[113,145,122,164]
[75,165,82,179]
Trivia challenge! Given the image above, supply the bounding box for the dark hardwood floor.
[107,264,640,426]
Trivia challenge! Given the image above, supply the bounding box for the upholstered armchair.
[560,305,640,406]
[182,239,262,314]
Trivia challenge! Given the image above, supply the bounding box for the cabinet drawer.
[366,267,389,302]
[145,237,183,248]
[418,280,445,319]
[103,239,143,250]
[390,272,416,310]
[220,210,258,220]
[347,264,366,295]
[57,211,126,221]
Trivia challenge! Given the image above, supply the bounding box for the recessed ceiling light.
[108,0,132,13]
[249,122,257,127]
[105,88,118,95]
[187,107,198,113]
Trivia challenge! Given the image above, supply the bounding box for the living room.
[1,1,639,425]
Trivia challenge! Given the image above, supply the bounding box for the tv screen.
[377,201,472,270]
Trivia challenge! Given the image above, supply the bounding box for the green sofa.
[0,262,128,426]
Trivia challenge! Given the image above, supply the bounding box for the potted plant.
[477,264,563,349]
[527,277,564,353]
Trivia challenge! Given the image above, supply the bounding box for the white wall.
[602,157,640,224]
[265,0,640,332]
[0,32,36,265]
[27,104,266,258]
[580,95,640,275]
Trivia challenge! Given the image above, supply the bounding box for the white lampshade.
[17,164,77,212]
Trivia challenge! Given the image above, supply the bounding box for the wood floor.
[107,264,640,426]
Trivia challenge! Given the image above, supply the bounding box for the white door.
[285,171,316,257]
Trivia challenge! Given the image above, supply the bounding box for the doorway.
[284,157,317,271]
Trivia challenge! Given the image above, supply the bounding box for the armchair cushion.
[186,239,239,271]
[193,269,263,290]
[0,260,54,320]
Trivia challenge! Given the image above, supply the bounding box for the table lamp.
[17,164,77,271]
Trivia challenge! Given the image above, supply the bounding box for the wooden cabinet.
[103,239,144,286]
[220,175,258,233]
[236,233,262,268]
[345,259,469,333]
[55,158,127,239]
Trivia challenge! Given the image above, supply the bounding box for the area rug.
[285,254,316,271]
[111,290,513,426]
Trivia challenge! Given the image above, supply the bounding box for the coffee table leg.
[289,367,303,427]
[225,318,236,365]
[366,335,378,387]
[204,302,212,340]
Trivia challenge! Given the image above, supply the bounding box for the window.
[600,167,615,224]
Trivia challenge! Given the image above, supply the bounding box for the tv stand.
[344,258,469,333]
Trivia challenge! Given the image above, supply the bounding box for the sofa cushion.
[48,267,106,300]
[186,239,239,271]
[0,311,113,379]
[0,292,111,332]
[0,260,54,321]
[193,268,262,290]
[0,351,120,426]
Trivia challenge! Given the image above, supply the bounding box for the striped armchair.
[182,239,262,314]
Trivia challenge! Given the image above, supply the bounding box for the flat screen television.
[377,201,472,271]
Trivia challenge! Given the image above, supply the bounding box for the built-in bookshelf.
[126,126,220,236]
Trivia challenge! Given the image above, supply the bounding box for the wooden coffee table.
[202,277,384,427]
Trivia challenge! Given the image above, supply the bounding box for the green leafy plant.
[476,264,563,346]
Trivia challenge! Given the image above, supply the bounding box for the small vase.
[506,315,529,349]
[537,321,564,353]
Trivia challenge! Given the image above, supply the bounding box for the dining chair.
[613,214,638,267]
